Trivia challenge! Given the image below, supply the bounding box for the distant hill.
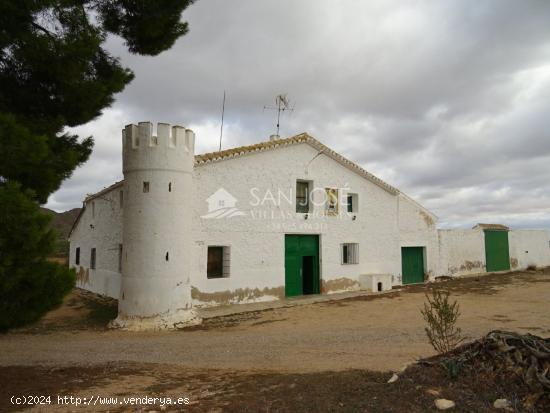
[41,207,81,258]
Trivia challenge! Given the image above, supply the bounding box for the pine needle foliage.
[0,0,194,330]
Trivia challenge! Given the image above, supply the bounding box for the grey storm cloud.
[47,0,550,232]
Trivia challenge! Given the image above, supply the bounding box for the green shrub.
[421,289,464,354]
[0,183,75,331]
[442,358,464,380]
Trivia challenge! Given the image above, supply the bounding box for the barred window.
[342,243,359,264]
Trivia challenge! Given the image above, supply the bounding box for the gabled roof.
[473,223,510,231]
[195,133,400,195]
[71,132,432,236]
[84,180,124,203]
[69,180,123,238]
[83,133,399,201]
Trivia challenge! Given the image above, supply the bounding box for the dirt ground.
[1,269,549,412]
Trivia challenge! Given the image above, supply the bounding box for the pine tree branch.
[30,21,55,38]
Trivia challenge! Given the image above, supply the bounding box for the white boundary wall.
[509,230,550,270]
[437,229,486,277]
[437,228,550,277]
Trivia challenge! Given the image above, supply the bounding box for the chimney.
[269,134,280,141]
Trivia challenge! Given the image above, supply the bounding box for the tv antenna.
[263,94,294,136]
[218,90,226,151]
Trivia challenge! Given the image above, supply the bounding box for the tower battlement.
[115,120,200,330]
[122,122,195,174]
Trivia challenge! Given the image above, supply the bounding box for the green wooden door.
[402,247,425,284]
[285,235,320,297]
[484,230,510,272]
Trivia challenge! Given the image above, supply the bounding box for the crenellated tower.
[112,121,200,329]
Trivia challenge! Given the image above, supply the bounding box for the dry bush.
[421,289,464,354]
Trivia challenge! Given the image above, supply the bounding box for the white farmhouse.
[69,122,550,329]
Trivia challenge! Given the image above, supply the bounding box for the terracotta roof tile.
[195,133,400,194]
[473,223,510,231]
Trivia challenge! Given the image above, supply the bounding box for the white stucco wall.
[191,143,406,306]
[72,139,550,309]
[509,230,550,270]
[71,141,424,302]
[398,194,439,280]
[114,123,199,329]
[436,229,550,276]
[437,229,486,276]
[69,186,123,299]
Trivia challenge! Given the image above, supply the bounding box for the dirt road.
[1,271,549,372]
[1,270,549,412]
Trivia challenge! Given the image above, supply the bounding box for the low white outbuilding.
[69,122,550,329]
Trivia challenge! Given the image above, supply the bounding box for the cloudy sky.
[46,0,550,230]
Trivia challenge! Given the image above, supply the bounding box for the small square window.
[207,246,230,278]
[90,248,96,269]
[75,247,80,265]
[342,243,359,264]
[143,182,150,193]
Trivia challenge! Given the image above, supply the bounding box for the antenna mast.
[263,94,294,136]
[218,90,226,151]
